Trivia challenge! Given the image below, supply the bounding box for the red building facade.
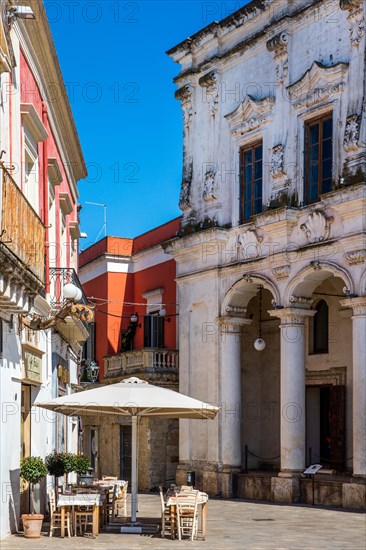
[78,219,180,487]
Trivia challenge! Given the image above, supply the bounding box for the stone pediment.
[287,62,348,109]
[225,95,275,137]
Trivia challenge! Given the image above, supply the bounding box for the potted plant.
[20,456,48,538]
[73,454,91,484]
[45,451,68,493]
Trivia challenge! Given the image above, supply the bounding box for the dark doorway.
[119,425,132,484]
[306,385,345,471]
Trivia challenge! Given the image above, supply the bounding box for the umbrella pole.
[131,415,138,524]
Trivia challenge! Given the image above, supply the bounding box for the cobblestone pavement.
[1,494,365,550]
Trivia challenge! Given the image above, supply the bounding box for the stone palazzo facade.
[166,0,366,508]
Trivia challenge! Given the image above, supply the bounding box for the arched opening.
[290,271,352,472]
[241,287,280,472]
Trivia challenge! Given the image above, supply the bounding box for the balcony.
[0,165,45,313]
[104,348,179,383]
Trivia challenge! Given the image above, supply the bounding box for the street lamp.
[86,361,99,383]
[63,283,83,303]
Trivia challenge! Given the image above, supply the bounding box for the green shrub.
[73,454,90,475]
[20,456,47,485]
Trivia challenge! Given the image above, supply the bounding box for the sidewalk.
[1,494,365,549]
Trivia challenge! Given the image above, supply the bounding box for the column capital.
[340,296,366,316]
[268,307,316,325]
[217,316,252,333]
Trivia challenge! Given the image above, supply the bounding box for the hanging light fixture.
[254,286,266,351]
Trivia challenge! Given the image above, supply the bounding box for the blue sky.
[45,1,246,242]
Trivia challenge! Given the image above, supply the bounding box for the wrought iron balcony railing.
[49,267,88,310]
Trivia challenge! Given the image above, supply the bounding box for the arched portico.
[268,261,362,502]
[220,275,281,479]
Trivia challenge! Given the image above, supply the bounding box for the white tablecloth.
[58,493,103,507]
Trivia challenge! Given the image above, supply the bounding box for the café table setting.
[161,485,209,541]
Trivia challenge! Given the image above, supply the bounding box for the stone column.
[340,297,366,477]
[218,316,251,496]
[269,307,315,502]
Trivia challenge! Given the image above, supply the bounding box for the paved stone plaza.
[1,494,365,550]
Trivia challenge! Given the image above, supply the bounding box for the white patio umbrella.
[36,376,219,530]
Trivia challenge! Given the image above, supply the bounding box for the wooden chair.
[159,486,175,539]
[175,491,199,541]
[105,483,117,521]
[115,482,128,517]
[48,489,72,538]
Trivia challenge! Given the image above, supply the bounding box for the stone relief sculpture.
[344,114,361,151]
[203,170,217,202]
[340,0,365,45]
[179,160,193,211]
[175,84,193,128]
[300,210,334,243]
[179,180,191,210]
[270,144,286,178]
[238,228,263,259]
[199,71,219,117]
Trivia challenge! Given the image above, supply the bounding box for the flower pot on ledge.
[21,514,44,538]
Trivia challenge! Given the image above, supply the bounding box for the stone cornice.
[339,296,366,316]
[217,316,252,332]
[225,94,275,137]
[287,61,348,110]
[15,4,87,183]
[268,307,316,325]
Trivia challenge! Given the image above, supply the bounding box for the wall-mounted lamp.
[20,283,93,331]
[7,5,35,21]
[85,361,99,384]
[63,283,83,303]
[130,313,138,323]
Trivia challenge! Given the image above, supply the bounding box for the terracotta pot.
[21,514,44,538]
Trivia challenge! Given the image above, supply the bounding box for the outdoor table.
[165,490,209,540]
[57,493,102,538]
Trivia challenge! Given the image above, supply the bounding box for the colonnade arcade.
[218,264,366,492]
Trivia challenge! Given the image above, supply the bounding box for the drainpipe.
[42,102,50,296]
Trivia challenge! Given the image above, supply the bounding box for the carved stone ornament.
[175,84,193,128]
[199,71,219,117]
[300,210,334,243]
[344,114,361,151]
[340,0,365,45]
[344,249,366,265]
[272,265,291,280]
[225,95,275,137]
[266,32,289,82]
[179,159,193,211]
[203,170,217,202]
[179,180,191,210]
[289,295,314,306]
[270,144,286,178]
[237,228,263,259]
[287,62,348,110]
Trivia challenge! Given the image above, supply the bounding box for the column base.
[271,473,301,503]
[343,479,366,510]
[176,462,240,498]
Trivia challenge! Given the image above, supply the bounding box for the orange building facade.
[78,219,180,488]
